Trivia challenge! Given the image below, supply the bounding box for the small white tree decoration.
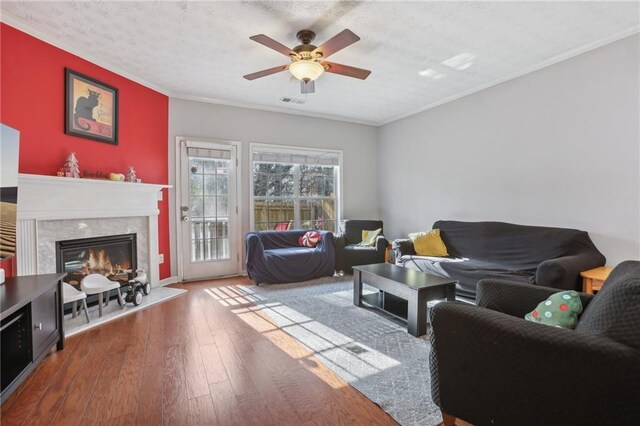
[126,166,137,183]
[63,152,81,178]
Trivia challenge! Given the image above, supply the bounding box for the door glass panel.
[204,175,216,195]
[203,159,217,174]
[190,174,203,195]
[190,196,203,217]
[217,221,228,238]
[191,221,203,240]
[205,221,216,239]
[189,154,232,262]
[204,239,215,260]
[192,240,204,262]
[217,238,229,259]
[190,158,204,174]
[216,197,229,217]
[204,196,216,218]
[217,175,228,195]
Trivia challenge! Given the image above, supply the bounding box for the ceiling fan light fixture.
[288,60,325,81]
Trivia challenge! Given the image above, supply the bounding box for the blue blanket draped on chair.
[244,230,335,284]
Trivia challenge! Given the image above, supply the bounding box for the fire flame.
[81,248,130,277]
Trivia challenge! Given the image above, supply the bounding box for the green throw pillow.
[525,290,583,329]
[359,228,382,247]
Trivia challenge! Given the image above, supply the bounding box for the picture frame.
[65,68,119,145]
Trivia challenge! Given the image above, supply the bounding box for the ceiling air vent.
[280,97,306,105]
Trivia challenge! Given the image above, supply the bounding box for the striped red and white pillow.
[299,231,322,248]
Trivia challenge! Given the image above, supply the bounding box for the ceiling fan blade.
[243,65,289,80]
[322,62,371,80]
[300,80,315,94]
[313,29,360,58]
[249,34,295,56]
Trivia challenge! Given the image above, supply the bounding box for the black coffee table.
[353,263,457,337]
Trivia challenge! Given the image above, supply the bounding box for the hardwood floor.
[1,277,398,425]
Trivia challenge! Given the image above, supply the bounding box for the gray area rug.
[244,276,441,426]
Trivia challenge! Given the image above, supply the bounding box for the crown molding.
[3,9,638,128]
[379,25,640,126]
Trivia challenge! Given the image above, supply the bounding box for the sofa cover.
[244,230,335,284]
[429,261,640,425]
[394,220,605,299]
[334,220,386,273]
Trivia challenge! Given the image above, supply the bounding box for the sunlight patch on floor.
[206,284,402,386]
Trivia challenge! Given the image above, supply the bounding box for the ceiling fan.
[243,29,371,94]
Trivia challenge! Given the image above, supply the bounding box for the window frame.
[249,143,343,233]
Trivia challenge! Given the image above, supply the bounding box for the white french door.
[178,140,239,280]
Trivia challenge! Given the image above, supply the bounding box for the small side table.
[385,243,394,264]
[581,266,613,294]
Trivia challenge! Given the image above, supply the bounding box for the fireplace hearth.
[56,233,137,289]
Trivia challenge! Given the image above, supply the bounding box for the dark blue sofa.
[244,230,335,284]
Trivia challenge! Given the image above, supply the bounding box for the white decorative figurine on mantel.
[126,166,137,183]
[63,152,81,178]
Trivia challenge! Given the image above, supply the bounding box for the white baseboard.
[157,276,180,287]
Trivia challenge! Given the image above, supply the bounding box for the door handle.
[34,323,42,330]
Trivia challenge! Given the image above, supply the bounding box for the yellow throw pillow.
[360,228,382,246]
[408,229,449,257]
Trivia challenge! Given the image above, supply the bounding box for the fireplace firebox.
[56,234,137,309]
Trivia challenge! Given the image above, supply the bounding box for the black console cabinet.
[1,273,65,404]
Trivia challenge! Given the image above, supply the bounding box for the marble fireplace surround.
[17,174,170,286]
[37,217,149,278]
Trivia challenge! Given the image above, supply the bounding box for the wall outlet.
[158,254,164,264]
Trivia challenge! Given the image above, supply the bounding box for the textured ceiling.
[2,1,639,125]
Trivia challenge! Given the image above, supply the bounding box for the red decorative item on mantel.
[82,170,109,180]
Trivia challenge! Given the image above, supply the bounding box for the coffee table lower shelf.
[353,263,457,337]
[361,291,410,322]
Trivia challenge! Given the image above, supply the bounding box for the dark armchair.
[429,260,640,426]
[334,220,386,273]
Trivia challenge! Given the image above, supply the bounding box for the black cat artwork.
[73,89,100,130]
[65,68,118,145]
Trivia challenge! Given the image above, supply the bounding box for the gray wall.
[168,99,379,277]
[378,34,640,265]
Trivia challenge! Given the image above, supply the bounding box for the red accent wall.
[0,24,171,279]
[0,258,14,277]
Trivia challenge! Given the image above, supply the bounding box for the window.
[251,145,341,233]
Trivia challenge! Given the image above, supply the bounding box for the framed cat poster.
[65,68,118,145]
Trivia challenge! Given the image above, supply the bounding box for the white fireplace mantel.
[16,174,171,286]
[17,174,169,220]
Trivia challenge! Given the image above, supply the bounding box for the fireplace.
[56,233,137,290]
